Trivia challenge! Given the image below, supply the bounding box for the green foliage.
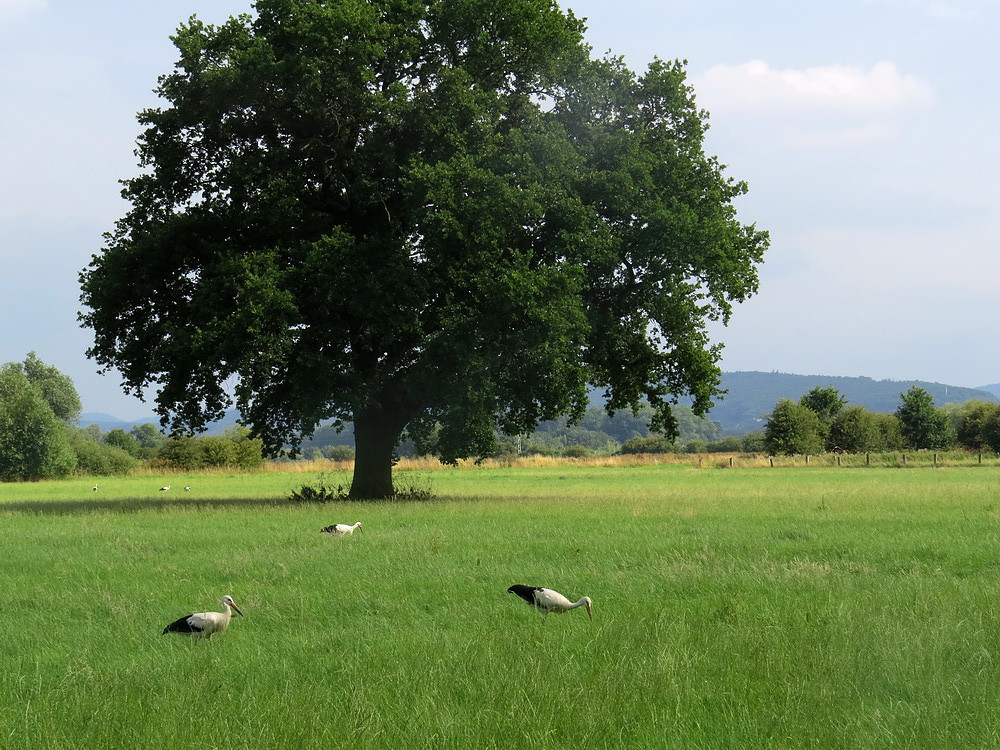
[103,428,142,457]
[67,430,137,475]
[873,412,906,451]
[155,426,264,470]
[18,351,82,424]
[709,372,997,435]
[561,444,593,458]
[620,435,677,454]
[289,471,431,502]
[129,423,167,458]
[826,405,883,453]
[324,445,356,462]
[508,404,719,456]
[288,475,350,503]
[764,399,825,455]
[799,386,847,423]
[896,386,956,450]
[949,400,1000,451]
[0,365,77,480]
[79,0,767,497]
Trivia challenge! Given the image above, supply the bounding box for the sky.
[1,0,998,420]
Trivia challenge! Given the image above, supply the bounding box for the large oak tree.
[79,0,768,497]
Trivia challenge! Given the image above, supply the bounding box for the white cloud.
[0,0,46,20]
[783,121,900,149]
[694,60,933,115]
[692,60,933,154]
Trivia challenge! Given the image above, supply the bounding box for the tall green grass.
[2,465,1000,748]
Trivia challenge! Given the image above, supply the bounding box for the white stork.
[162,595,245,638]
[92,486,98,492]
[507,585,593,620]
[321,522,363,535]
[159,485,171,492]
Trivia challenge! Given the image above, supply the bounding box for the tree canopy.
[763,399,825,456]
[896,386,955,450]
[0,363,77,480]
[79,0,768,497]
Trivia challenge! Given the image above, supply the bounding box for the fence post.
[729,456,734,468]
[934,453,938,467]
[902,454,906,465]
[769,457,774,468]
[805,455,810,465]
[837,455,841,467]
[866,453,870,466]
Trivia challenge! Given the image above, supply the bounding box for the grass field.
[2,463,1000,748]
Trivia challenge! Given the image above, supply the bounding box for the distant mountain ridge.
[976,383,1000,398]
[82,371,999,439]
[79,411,242,433]
[707,371,999,435]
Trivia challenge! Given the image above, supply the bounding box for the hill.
[708,371,999,435]
[78,411,242,433]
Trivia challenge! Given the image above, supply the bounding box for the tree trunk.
[350,406,406,499]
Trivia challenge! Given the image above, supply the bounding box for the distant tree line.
[296,402,753,460]
[5,354,995,480]
[762,385,1000,455]
[0,354,264,481]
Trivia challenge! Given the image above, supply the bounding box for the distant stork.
[162,595,244,639]
[159,485,171,492]
[507,585,593,620]
[321,522,363,535]
[184,486,191,492]
[92,486,98,492]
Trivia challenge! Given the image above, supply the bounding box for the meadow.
[2,462,1000,748]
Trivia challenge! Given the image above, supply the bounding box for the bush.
[103,428,143,458]
[69,431,137,475]
[561,444,593,458]
[155,426,264,470]
[707,436,745,453]
[325,445,356,462]
[827,406,883,453]
[953,400,1000,451]
[289,478,350,503]
[764,399,825,455]
[289,472,432,502]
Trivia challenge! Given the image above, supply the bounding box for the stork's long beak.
[585,601,593,620]
[231,602,245,617]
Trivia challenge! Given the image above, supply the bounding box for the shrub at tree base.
[289,473,432,503]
